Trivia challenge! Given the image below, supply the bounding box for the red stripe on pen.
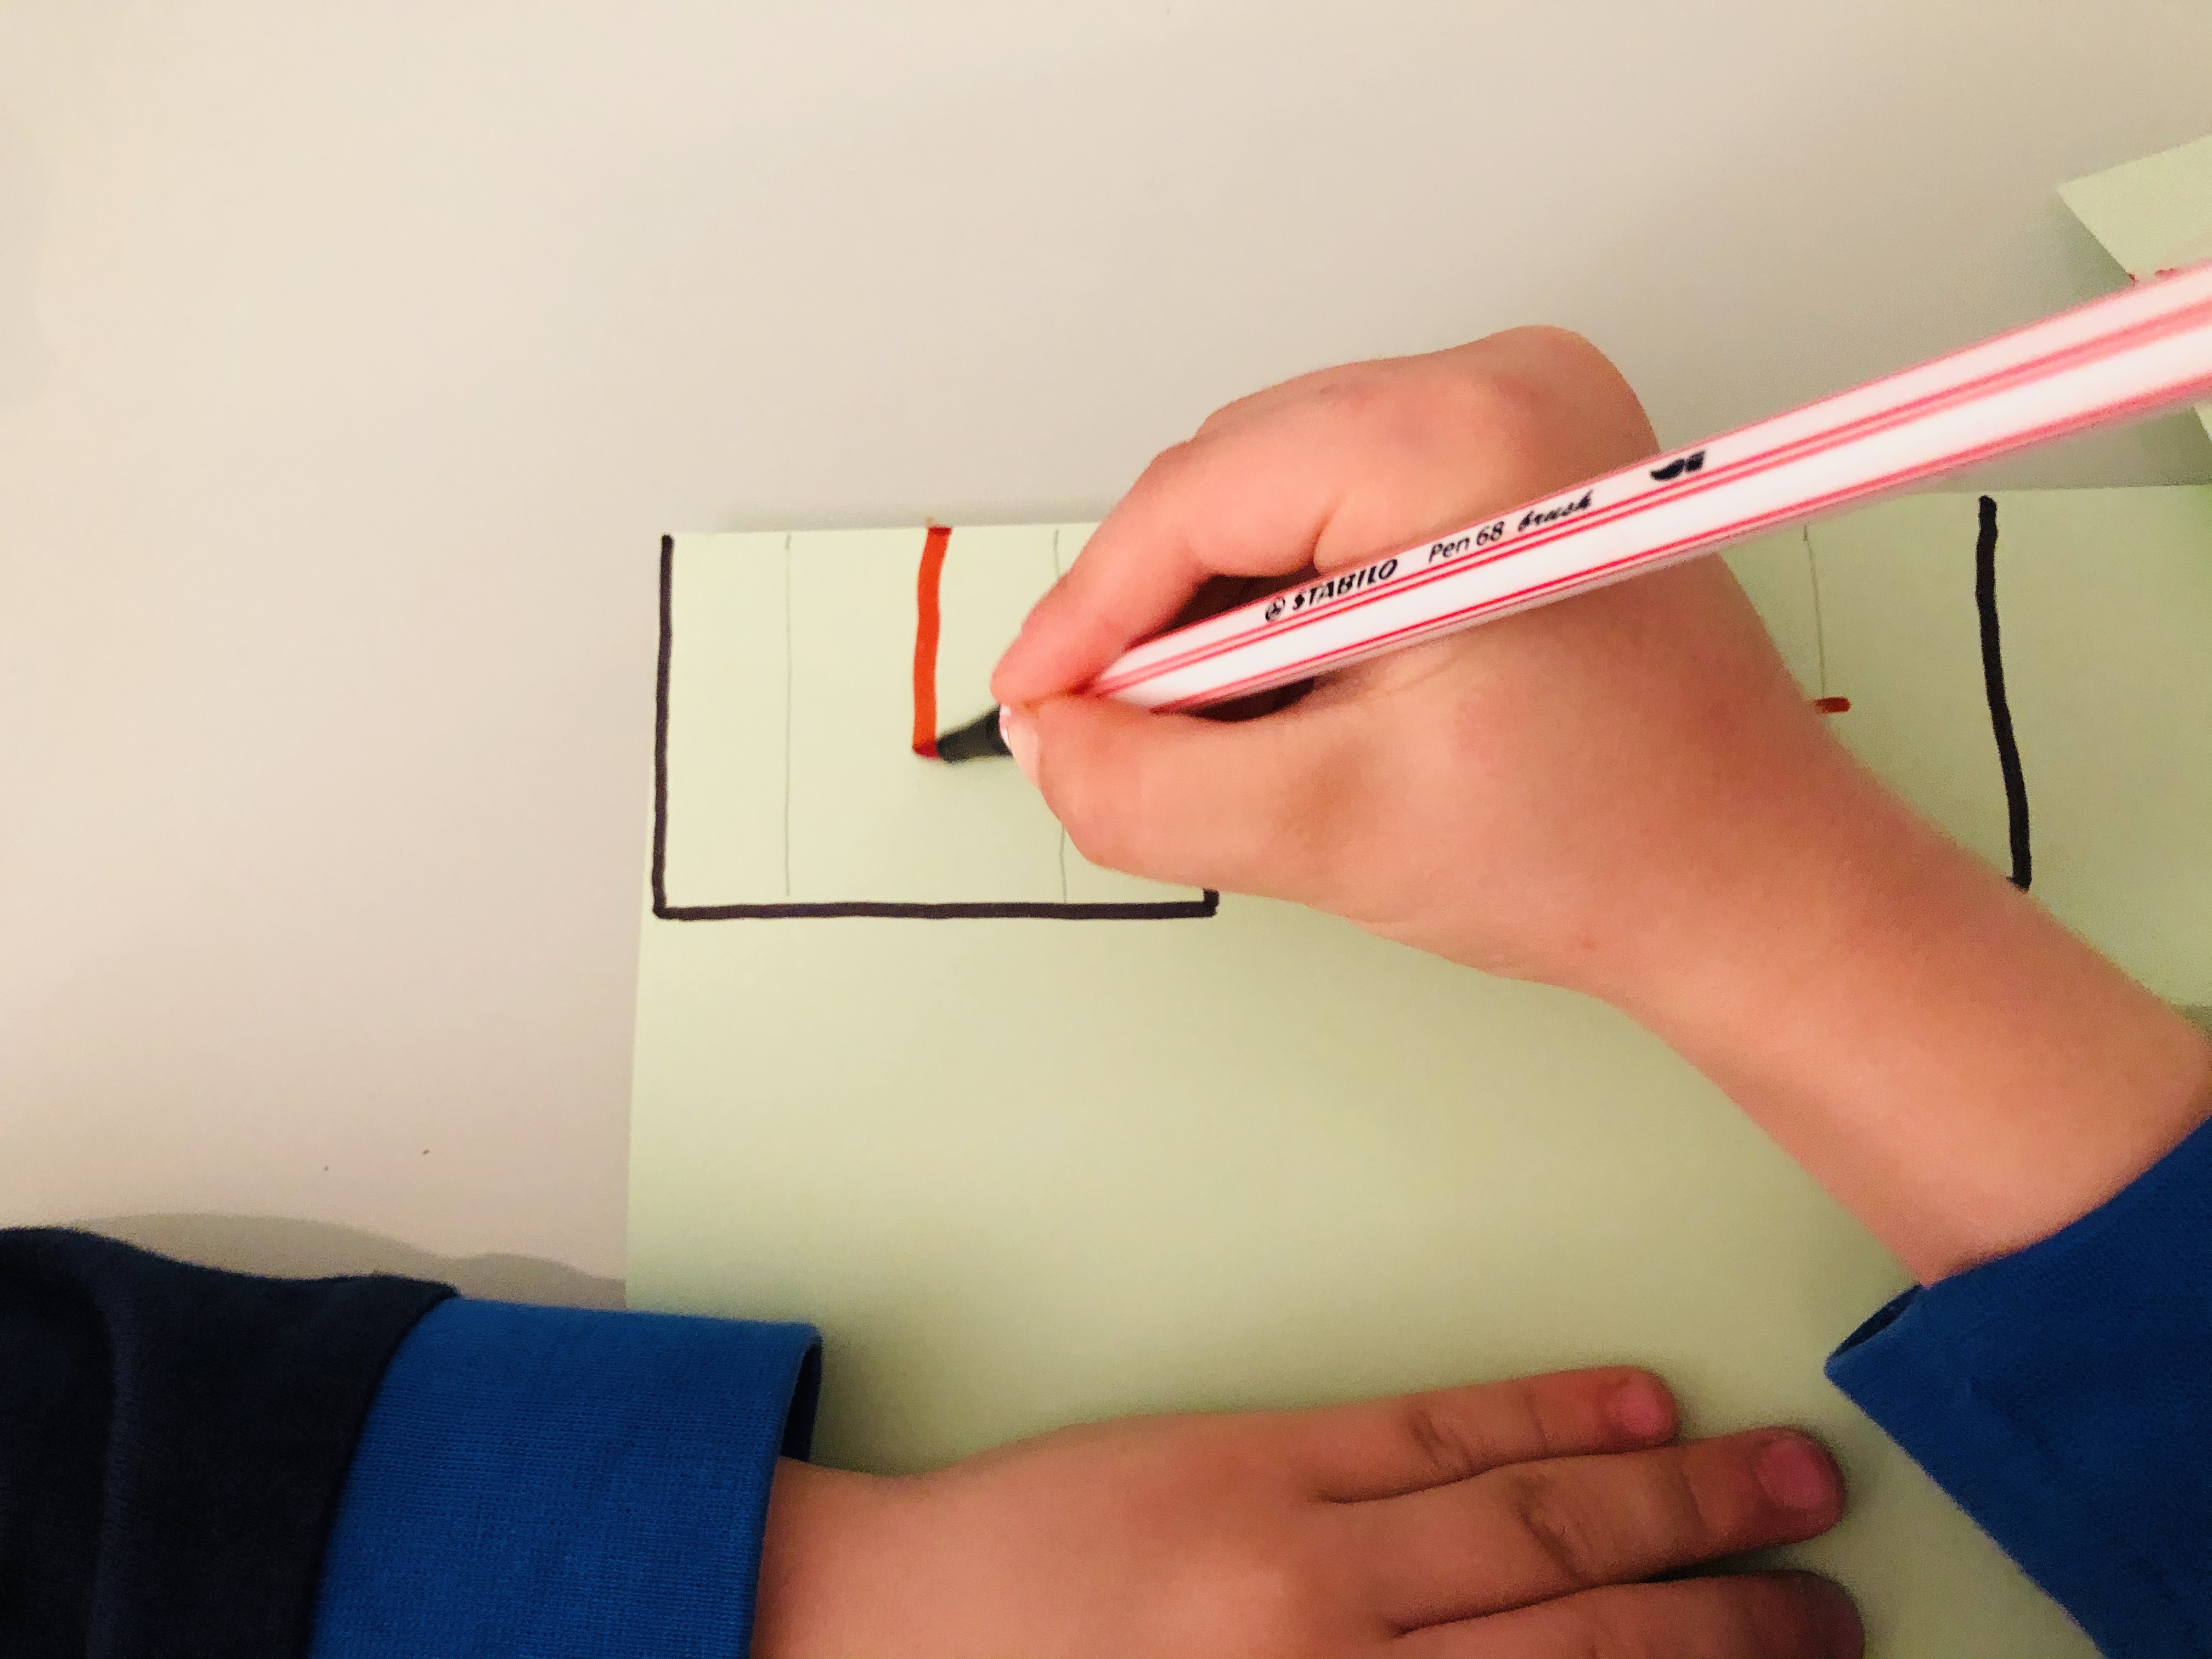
[911,525,951,757]
[1099,270,2212,706]
[1143,364,2211,711]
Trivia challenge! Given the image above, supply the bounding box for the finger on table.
[1272,1369,1679,1505]
[1354,1430,1845,1628]
[1397,1571,1863,1659]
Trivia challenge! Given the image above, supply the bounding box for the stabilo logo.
[1649,449,1706,482]
[1267,558,1399,623]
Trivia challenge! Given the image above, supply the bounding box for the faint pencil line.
[1803,526,1827,698]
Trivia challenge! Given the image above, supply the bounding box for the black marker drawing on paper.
[1974,496,2033,891]
[651,535,1218,922]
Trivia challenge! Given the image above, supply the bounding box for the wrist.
[753,1460,901,1659]
[1598,747,2212,1281]
[1554,732,1912,1017]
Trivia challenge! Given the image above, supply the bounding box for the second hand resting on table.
[758,1368,1851,1659]
[758,327,2212,1658]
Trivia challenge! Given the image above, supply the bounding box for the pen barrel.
[1095,263,2212,713]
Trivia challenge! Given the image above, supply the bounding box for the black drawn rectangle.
[653,532,1217,921]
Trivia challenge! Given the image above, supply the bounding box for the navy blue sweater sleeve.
[0,1228,453,1659]
[1829,1113,2212,1656]
[1,1229,822,1659]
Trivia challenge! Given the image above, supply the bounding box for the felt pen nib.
[931,706,1012,763]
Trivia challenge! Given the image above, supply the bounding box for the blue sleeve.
[308,1299,821,1659]
[1828,1113,2212,1657]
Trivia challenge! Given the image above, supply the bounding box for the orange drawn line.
[911,524,951,756]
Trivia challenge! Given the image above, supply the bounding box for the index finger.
[991,329,1657,703]
[1274,1368,1679,1503]
[991,420,1356,703]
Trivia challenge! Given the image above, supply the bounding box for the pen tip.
[930,706,1012,763]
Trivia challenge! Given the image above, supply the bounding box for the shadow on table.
[57,1005,2212,1313]
[70,1212,626,1310]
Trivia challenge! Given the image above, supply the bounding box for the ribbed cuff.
[1828,1113,2212,1657]
[308,1299,821,1659]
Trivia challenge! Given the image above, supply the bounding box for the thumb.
[1008,694,1350,899]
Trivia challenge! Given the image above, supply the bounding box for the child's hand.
[754,1367,1857,1659]
[989,329,1844,1001]
[994,329,2211,1283]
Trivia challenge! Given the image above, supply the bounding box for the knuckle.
[1374,364,1552,489]
[1132,437,1205,496]
[1663,1452,1732,1550]
[1499,1377,1563,1460]
[1314,362,1477,461]
[1498,322,1607,371]
[1438,363,1556,464]
[1181,1541,1334,1658]
[1306,363,1394,419]
[1395,1395,1487,1485]
[1497,1466,1618,1588]
[1205,346,1587,490]
[1195,360,1357,439]
[1192,387,1273,437]
[1440,325,1646,458]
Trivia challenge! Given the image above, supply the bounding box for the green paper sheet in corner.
[2063,132,2212,443]
[630,488,2212,1659]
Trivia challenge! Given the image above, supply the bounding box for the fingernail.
[1757,1435,1838,1512]
[998,705,1039,784]
[1606,1378,1673,1441]
[1792,1575,1865,1659]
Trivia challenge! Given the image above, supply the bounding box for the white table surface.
[4,2,2209,1299]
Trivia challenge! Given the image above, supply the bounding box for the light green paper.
[1810,487,2212,1005]
[2061,134,2212,442]
[634,495,2212,1657]
[656,532,789,908]
[1725,526,1824,694]
[657,526,1194,909]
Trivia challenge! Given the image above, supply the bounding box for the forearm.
[1606,742,2212,1283]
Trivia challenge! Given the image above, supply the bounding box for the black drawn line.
[651,533,1217,922]
[1974,495,2032,891]
[651,535,676,918]
[657,894,1221,922]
